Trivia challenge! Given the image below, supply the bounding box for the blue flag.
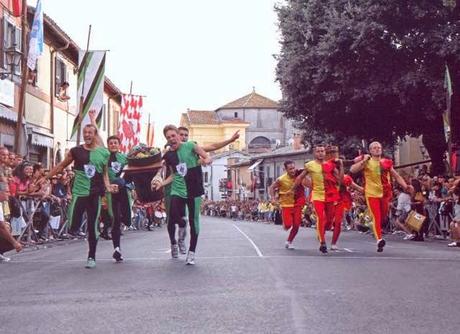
[27,0,44,71]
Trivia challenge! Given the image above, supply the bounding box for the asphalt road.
[1,216,460,334]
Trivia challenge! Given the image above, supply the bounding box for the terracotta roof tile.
[185,110,249,125]
[216,90,279,110]
[187,110,219,124]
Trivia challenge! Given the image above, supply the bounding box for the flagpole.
[146,113,150,145]
[129,81,133,95]
[76,25,92,145]
[14,0,29,157]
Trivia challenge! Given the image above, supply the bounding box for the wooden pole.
[76,25,92,145]
[14,0,29,157]
[146,113,151,145]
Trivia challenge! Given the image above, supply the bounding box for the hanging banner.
[117,94,143,153]
[71,51,106,140]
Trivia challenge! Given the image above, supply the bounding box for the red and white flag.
[12,0,22,17]
[118,94,143,153]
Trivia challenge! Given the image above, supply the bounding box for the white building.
[215,88,297,153]
[202,150,248,201]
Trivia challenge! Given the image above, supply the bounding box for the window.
[28,61,38,86]
[55,57,68,97]
[1,16,22,76]
[234,112,238,118]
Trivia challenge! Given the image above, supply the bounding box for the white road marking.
[343,248,354,253]
[232,224,264,257]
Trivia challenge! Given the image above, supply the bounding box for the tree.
[276,0,460,174]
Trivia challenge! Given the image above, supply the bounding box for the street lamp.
[0,45,22,80]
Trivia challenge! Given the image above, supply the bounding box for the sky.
[41,0,283,146]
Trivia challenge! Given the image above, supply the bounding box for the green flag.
[443,65,453,142]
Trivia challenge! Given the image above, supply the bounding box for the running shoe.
[185,251,195,265]
[377,239,386,252]
[285,241,295,250]
[330,244,339,251]
[319,243,328,254]
[112,248,123,262]
[85,258,96,269]
[447,241,459,247]
[171,244,179,258]
[178,239,187,254]
[0,253,11,262]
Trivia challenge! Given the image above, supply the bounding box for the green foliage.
[276,0,460,173]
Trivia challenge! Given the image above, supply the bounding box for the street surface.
[1,216,460,334]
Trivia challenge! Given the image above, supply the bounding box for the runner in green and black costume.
[106,135,131,262]
[156,127,240,256]
[44,124,117,268]
[177,127,240,250]
[154,125,211,265]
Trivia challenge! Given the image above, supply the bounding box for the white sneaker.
[403,234,415,240]
[448,241,459,247]
[285,241,294,249]
[0,253,11,262]
[330,244,339,251]
[185,251,195,265]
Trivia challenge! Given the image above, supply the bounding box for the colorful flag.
[12,0,21,17]
[118,94,143,153]
[443,65,453,142]
[27,0,44,71]
[71,51,106,140]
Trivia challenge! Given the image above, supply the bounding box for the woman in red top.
[9,163,33,197]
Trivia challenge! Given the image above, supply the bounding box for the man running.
[350,141,411,252]
[325,146,363,250]
[293,145,343,254]
[160,126,239,255]
[155,125,211,265]
[106,135,130,262]
[44,125,117,268]
[269,160,305,249]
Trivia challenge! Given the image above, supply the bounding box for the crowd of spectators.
[0,146,74,246]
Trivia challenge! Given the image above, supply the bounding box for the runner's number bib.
[84,164,96,179]
[176,163,188,177]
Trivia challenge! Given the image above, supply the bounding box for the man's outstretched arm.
[202,130,240,152]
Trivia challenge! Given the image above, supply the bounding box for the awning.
[248,159,263,171]
[0,104,18,122]
[30,130,54,148]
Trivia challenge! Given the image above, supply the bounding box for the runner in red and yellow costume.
[325,146,363,250]
[269,160,306,249]
[350,141,412,252]
[294,145,343,254]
